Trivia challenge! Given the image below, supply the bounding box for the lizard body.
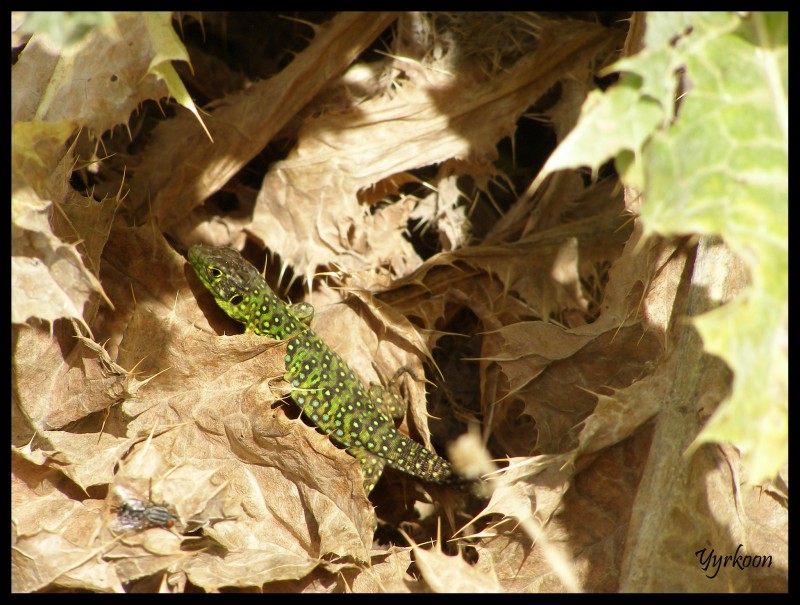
[188,245,464,495]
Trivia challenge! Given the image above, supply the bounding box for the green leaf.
[145,12,213,142]
[539,77,663,190]
[644,12,787,483]
[536,12,788,483]
[20,11,114,50]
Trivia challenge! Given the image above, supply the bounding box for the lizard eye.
[208,267,222,279]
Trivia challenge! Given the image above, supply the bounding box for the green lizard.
[188,244,468,495]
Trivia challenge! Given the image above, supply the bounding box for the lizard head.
[188,245,264,325]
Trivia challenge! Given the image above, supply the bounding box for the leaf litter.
[11,11,786,593]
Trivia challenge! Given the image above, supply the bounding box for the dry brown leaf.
[127,12,399,233]
[405,531,500,593]
[249,17,615,285]
[347,547,413,593]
